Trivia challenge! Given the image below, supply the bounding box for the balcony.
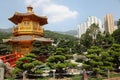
[13,27,44,36]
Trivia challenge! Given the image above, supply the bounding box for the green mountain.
[0,28,77,43]
[0,28,12,33]
[55,30,77,36]
[44,30,77,41]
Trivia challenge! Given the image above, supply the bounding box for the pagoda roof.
[8,12,48,26]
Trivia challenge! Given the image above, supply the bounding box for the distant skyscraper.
[77,16,103,38]
[104,14,114,34]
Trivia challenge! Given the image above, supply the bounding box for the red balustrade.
[0,52,18,67]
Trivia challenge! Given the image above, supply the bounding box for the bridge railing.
[0,52,18,67]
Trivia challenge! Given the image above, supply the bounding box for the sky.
[0,0,120,31]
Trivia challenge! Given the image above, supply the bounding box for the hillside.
[44,30,77,41]
[0,28,77,43]
[55,30,77,36]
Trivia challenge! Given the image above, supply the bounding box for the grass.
[110,72,120,78]
[6,72,120,80]
[71,75,82,80]
[71,75,103,80]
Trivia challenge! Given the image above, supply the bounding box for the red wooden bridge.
[0,52,18,67]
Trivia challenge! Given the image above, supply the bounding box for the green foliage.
[35,69,43,74]
[32,60,43,65]
[80,33,93,49]
[65,54,73,59]
[112,28,120,44]
[54,63,66,69]
[102,32,114,49]
[83,46,113,77]
[79,23,100,51]
[47,47,76,71]
[16,61,23,68]
[15,53,43,74]
[12,67,22,74]
[0,43,12,55]
[31,41,55,56]
[23,63,34,69]
[108,44,120,69]
[44,30,77,43]
[25,53,37,58]
[47,55,66,67]
[87,23,100,40]
[0,31,12,42]
[74,44,87,54]
[66,62,77,68]
[117,19,120,28]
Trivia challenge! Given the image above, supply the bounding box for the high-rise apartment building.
[77,16,103,38]
[104,14,114,34]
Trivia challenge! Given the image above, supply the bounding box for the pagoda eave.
[9,12,48,25]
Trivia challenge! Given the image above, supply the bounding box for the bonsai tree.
[13,53,43,77]
[108,44,120,70]
[31,41,55,62]
[83,46,113,78]
[46,47,76,78]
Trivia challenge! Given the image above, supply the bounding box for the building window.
[24,21,29,25]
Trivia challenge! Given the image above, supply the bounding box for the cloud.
[25,0,78,23]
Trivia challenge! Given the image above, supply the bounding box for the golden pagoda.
[4,6,52,57]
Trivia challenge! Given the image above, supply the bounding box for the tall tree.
[31,41,55,62]
[117,19,120,28]
[112,28,120,44]
[80,32,93,49]
[87,23,100,41]
[83,46,113,77]
[96,32,104,48]
[108,44,120,69]
[101,32,114,49]
[79,23,100,50]
[83,46,103,77]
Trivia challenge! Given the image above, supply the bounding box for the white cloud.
[25,0,78,23]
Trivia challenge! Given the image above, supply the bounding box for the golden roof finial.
[27,5,33,13]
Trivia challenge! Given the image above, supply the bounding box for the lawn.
[6,72,120,80]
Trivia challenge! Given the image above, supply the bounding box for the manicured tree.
[83,46,103,77]
[102,32,114,49]
[46,47,76,78]
[80,32,93,49]
[31,41,51,55]
[57,39,76,54]
[101,51,113,75]
[0,31,12,55]
[0,43,12,55]
[112,28,120,44]
[74,43,87,54]
[96,32,104,48]
[13,53,43,76]
[31,41,55,62]
[108,44,120,70]
[83,46,113,77]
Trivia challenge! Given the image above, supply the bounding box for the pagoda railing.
[13,27,43,36]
